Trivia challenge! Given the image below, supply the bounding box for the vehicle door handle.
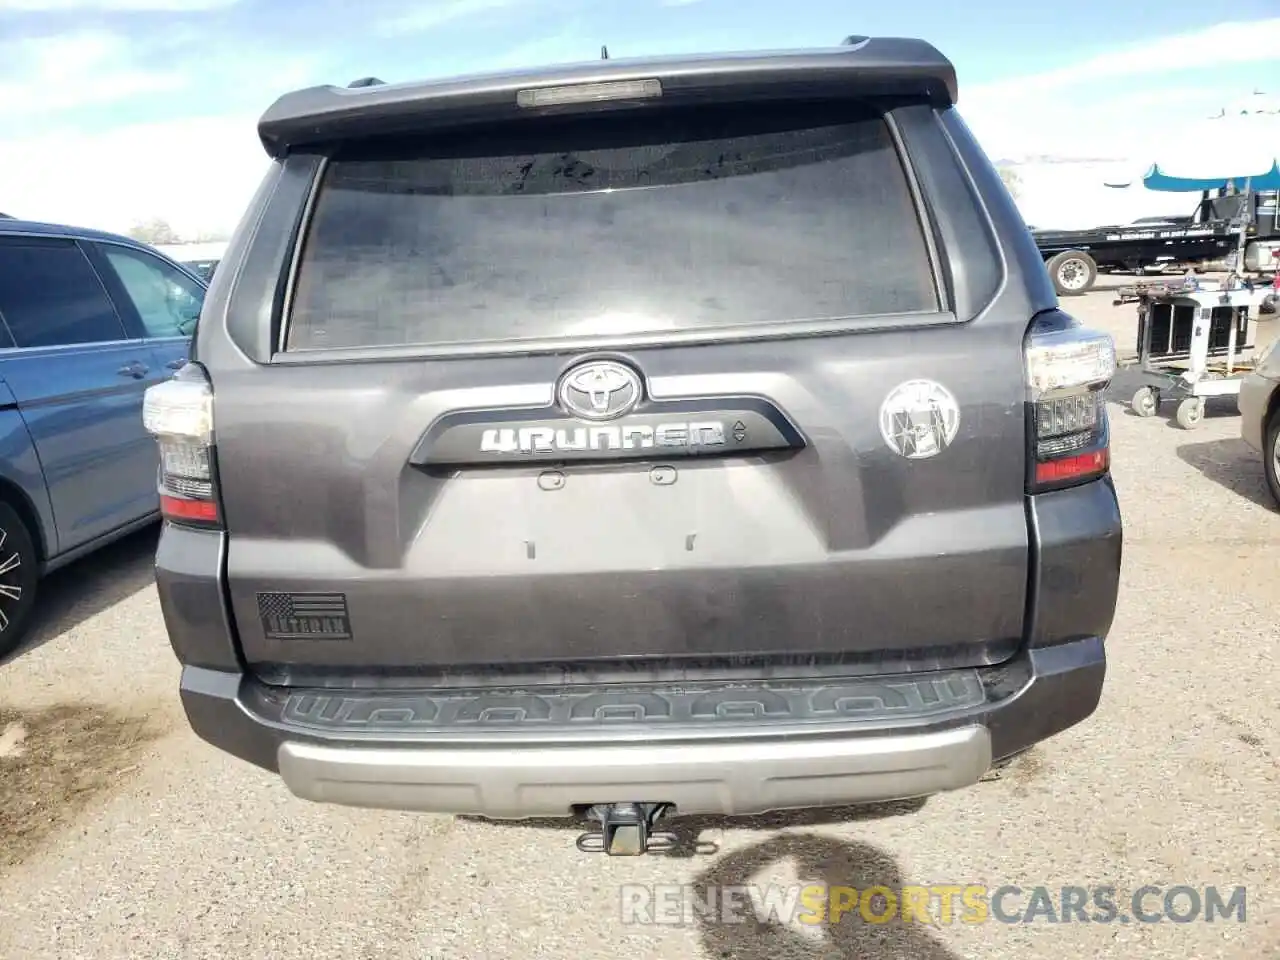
[117,361,148,379]
[167,357,187,370]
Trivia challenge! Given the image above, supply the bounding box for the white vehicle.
[151,241,228,281]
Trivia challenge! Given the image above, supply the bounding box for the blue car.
[0,218,207,655]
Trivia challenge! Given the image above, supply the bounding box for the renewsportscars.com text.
[619,884,1247,927]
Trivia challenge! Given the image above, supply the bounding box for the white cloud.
[0,113,272,237]
[969,18,1280,99]
[945,18,1280,230]
[0,31,184,116]
[3,13,1277,238]
[374,0,527,36]
[962,18,1280,162]
[0,0,238,9]
[0,25,320,236]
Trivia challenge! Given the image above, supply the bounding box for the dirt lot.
[0,704,166,870]
[0,276,1277,960]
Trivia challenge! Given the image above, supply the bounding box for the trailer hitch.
[575,802,678,856]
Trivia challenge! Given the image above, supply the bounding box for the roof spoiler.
[257,37,957,158]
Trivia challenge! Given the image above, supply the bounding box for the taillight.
[1024,311,1116,492]
[142,364,221,528]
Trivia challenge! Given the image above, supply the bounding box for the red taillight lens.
[1025,312,1116,493]
[1034,447,1109,485]
[160,494,219,523]
[143,367,222,528]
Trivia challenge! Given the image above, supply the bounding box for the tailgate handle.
[410,396,807,466]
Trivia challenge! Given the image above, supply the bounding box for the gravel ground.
[0,276,1278,960]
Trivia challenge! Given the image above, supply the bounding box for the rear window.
[286,100,940,351]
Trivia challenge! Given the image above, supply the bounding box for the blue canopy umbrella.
[1142,159,1280,193]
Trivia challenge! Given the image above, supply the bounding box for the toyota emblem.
[557,360,642,421]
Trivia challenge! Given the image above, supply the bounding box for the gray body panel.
[194,97,1059,679]
[153,41,1122,819]
[256,38,959,158]
[215,321,1032,673]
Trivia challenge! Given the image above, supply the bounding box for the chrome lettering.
[555,427,588,450]
[589,426,622,450]
[480,428,518,453]
[518,427,556,453]
[478,421,731,455]
[689,422,726,446]
[622,425,654,449]
[655,424,688,446]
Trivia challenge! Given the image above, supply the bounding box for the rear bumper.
[160,474,1119,819]
[178,634,1105,819]
[278,727,990,819]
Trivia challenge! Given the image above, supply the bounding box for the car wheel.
[1265,406,1280,510]
[0,501,39,659]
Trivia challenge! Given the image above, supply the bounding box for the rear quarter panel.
[0,375,57,560]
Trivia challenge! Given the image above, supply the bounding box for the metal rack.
[1119,276,1271,428]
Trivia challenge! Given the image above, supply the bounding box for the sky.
[0,0,1278,236]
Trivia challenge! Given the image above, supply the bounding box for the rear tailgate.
[212,57,1033,682]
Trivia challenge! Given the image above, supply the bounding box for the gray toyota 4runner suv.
[144,37,1122,856]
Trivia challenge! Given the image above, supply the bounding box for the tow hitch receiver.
[575,802,677,856]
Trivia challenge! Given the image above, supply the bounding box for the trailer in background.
[1033,189,1277,296]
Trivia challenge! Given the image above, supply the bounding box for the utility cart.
[1107,125,1280,426]
[1119,275,1271,428]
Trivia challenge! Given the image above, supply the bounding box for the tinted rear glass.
[287,100,940,351]
[0,240,128,348]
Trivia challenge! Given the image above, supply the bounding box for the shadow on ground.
[1177,437,1274,509]
[458,797,927,858]
[692,832,963,959]
[2,523,160,667]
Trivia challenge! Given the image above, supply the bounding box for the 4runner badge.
[879,379,961,460]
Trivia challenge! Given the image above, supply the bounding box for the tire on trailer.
[1046,249,1098,296]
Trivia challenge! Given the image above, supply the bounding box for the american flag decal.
[257,592,352,641]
